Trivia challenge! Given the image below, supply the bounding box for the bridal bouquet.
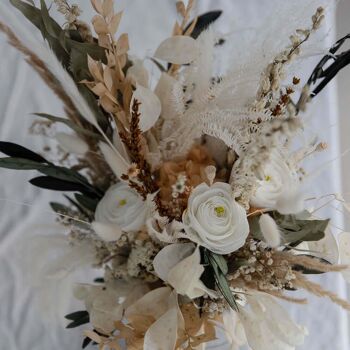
[1,0,350,349]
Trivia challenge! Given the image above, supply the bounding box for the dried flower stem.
[121,100,158,198]
[294,271,350,311]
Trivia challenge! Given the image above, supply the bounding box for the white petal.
[131,85,161,132]
[154,36,199,64]
[99,142,130,179]
[153,243,195,281]
[144,308,178,350]
[338,232,350,282]
[91,221,123,242]
[259,214,281,248]
[56,132,89,155]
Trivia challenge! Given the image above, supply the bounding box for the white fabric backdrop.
[0,1,348,349]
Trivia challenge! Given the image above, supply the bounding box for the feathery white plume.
[259,214,281,248]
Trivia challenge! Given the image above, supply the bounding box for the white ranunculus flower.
[251,148,303,214]
[182,182,249,255]
[95,183,147,232]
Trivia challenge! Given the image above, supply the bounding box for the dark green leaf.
[204,250,238,311]
[82,337,92,349]
[64,195,91,217]
[0,157,46,170]
[0,142,47,163]
[50,202,70,213]
[185,10,223,39]
[75,193,99,212]
[30,176,91,193]
[66,315,90,329]
[10,0,70,66]
[40,0,62,38]
[94,277,105,283]
[65,310,89,321]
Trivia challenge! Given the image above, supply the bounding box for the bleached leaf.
[92,221,123,242]
[56,132,89,155]
[92,15,109,34]
[131,85,161,132]
[99,142,130,179]
[116,33,129,55]
[88,55,104,82]
[153,243,195,281]
[91,0,103,14]
[154,36,199,64]
[144,308,178,350]
[102,0,114,17]
[109,11,123,35]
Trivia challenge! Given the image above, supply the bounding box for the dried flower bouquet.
[1,0,350,349]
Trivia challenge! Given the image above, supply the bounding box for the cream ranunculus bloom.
[250,148,303,214]
[95,182,147,232]
[182,182,249,255]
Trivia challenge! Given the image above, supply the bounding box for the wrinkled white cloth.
[0,1,348,349]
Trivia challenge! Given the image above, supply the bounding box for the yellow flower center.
[265,175,272,182]
[214,206,225,217]
[118,199,127,207]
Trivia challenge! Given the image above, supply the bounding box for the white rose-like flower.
[95,183,147,232]
[182,182,249,255]
[250,149,303,214]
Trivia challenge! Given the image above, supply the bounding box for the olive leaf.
[30,176,93,194]
[203,250,238,311]
[50,202,70,213]
[65,310,90,329]
[0,142,47,163]
[75,193,99,212]
[0,157,46,170]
